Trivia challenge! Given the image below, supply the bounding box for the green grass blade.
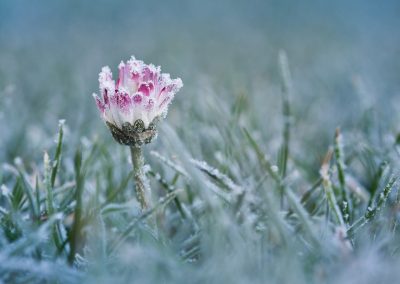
[334,128,351,221]
[44,152,54,216]
[278,50,292,179]
[347,176,397,237]
[50,120,64,188]
[68,147,84,265]
[108,188,182,254]
[147,169,186,218]
[244,128,319,245]
[320,149,345,227]
[18,171,39,221]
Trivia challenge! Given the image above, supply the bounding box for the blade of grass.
[190,159,242,194]
[243,128,319,245]
[35,175,40,217]
[108,188,183,255]
[2,213,63,256]
[44,152,54,216]
[300,178,323,205]
[44,152,63,251]
[368,161,388,207]
[320,149,345,227]
[102,172,132,208]
[68,147,84,265]
[278,50,292,180]
[347,176,397,238]
[50,120,64,188]
[150,151,189,178]
[334,128,351,222]
[147,169,186,218]
[18,171,40,221]
[11,177,26,211]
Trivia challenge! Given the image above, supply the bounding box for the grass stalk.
[347,176,396,237]
[334,128,351,222]
[108,189,182,254]
[320,149,345,227]
[130,146,149,210]
[244,128,319,245]
[68,148,84,265]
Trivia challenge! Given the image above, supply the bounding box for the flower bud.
[93,56,183,146]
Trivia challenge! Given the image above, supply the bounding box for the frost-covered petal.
[138,83,153,96]
[103,90,109,106]
[116,92,132,113]
[99,66,115,94]
[133,94,143,104]
[93,93,105,113]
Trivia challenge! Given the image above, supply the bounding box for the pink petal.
[102,89,109,105]
[117,92,131,112]
[99,66,113,85]
[141,67,152,81]
[131,72,140,83]
[133,94,143,104]
[138,83,152,96]
[146,99,154,110]
[117,62,126,88]
[158,95,172,109]
[93,94,105,113]
[158,86,166,99]
[141,65,159,82]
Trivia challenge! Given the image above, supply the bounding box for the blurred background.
[1,1,400,283]
[0,0,399,162]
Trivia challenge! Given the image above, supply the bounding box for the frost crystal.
[93,56,183,146]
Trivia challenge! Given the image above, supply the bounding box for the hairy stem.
[130,146,149,210]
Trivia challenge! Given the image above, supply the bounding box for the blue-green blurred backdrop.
[0,0,399,161]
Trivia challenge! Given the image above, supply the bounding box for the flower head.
[93,56,183,146]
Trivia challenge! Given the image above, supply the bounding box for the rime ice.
[93,56,183,131]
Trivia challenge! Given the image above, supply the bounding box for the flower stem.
[130,146,149,210]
